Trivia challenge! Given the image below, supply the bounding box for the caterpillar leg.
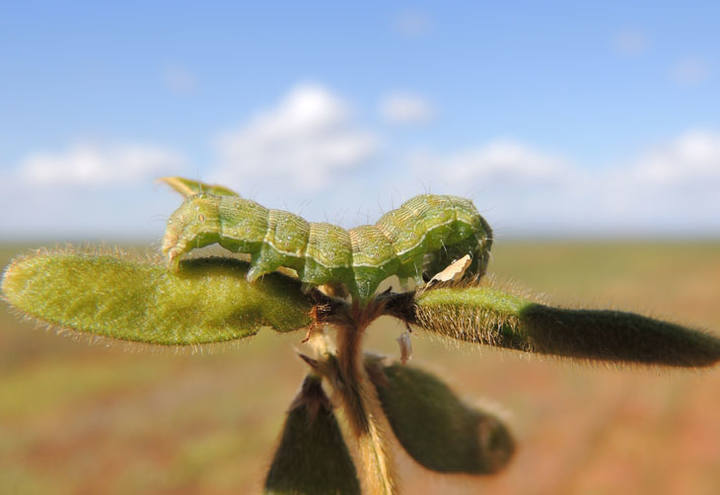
[246,209,309,282]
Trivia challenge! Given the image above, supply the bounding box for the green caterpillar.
[161,177,493,303]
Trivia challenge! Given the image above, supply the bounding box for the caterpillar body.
[161,178,493,304]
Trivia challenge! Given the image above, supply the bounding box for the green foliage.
[2,250,312,345]
[413,285,720,366]
[366,356,515,474]
[519,305,720,366]
[264,375,361,495]
[159,176,239,197]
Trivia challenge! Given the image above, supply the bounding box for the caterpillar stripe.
[161,178,493,303]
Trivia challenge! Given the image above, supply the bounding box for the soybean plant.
[2,177,719,495]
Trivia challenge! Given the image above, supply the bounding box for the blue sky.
[1,1,719,240]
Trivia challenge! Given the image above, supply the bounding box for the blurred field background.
[3,3,720,494]
[2,241,719,495]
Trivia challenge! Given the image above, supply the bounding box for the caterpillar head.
[162,193,222,270]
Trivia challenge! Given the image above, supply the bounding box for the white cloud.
[630,130,720,186]
[394,10,432,37]
[164,65,197,95]
[380,93,434,124]
[671,57,711,86]
[401,132,720,236]
[212,84,378,191]
[5,74,719,238]
[410,140,571,188]
[612,30,649,56]
[17,143,186,187]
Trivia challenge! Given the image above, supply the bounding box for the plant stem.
[334,304,398,495]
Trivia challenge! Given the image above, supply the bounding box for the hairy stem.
[334,305,397,495]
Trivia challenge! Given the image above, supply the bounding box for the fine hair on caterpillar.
[161,177,493,303]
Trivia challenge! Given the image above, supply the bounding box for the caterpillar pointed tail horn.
[161,178,493,304]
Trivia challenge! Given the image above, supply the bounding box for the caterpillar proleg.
[161,178,493,303]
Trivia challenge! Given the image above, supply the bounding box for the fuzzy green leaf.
[159,176,239,197]
[265,375,361,495]
[366,356,515,475]
[2,250,312,345]
[413,286,720,367]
